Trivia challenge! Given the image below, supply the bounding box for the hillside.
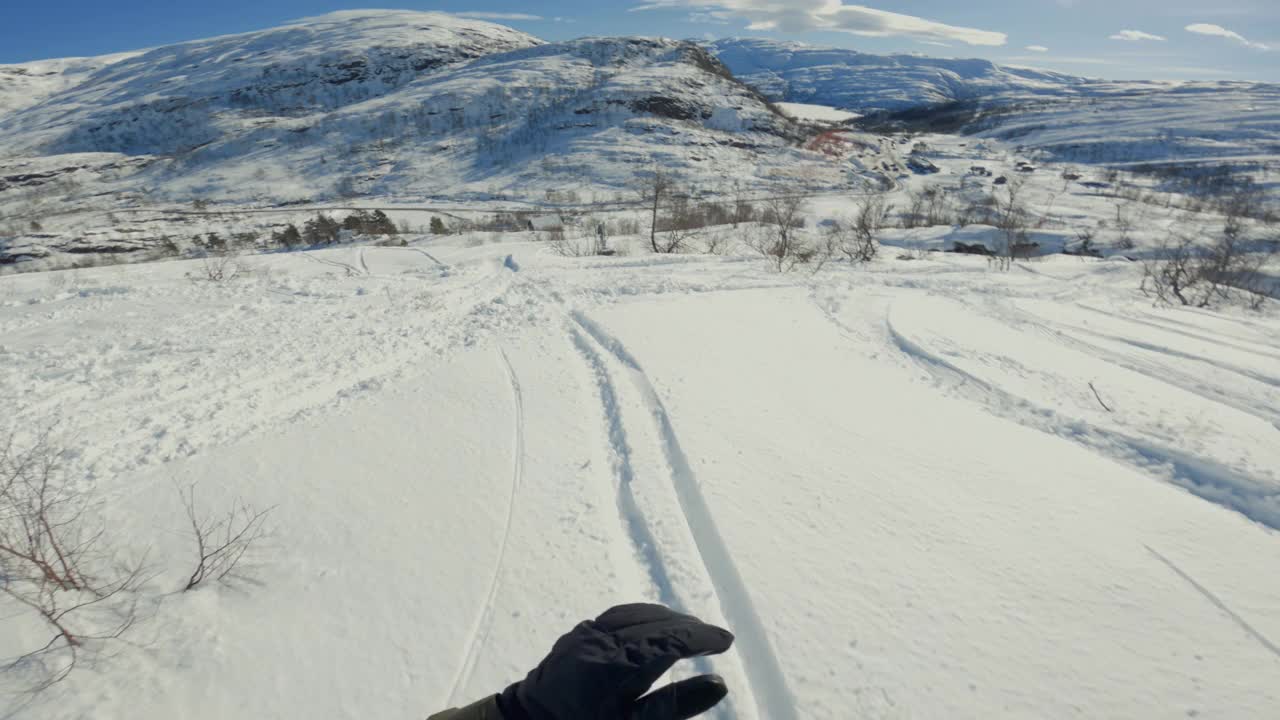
[0,53,138,118]
[709,37,1088,113]
[706,38,1280,190]
[0,11,826,210]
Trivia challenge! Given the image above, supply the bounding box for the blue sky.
[3,1,1277,81]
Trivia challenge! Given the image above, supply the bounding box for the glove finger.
[595,604,691,632]
[616,617,735,659]
[631,675,729,720]
[619,621,735,699]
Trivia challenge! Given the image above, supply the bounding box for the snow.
[1,13,1279,717]
[710,37,1089,113]
[0,52,138,118]
[774,102,860,124]
[2,231,1278,719]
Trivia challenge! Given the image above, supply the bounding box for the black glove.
[497,603,735,720]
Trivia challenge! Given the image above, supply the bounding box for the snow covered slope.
[710,38,1088,113]
[1,235,1277,719]
[0,53,138,118]
[966,85,1280,177]
[0,12,828,211]
[0,10,542,156]
[711,38,1280,183]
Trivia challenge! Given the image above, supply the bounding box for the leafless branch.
[178,483,274,592]
[1,429,149,692]
[1088,382,1113,413]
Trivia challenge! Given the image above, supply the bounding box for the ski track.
[878,307,1280,531]
[446,345,525,706]
[1056,324,1280,390]
[1145,545,1280,661]
[571,311,800,720]
[809,288,1280,532]
[358,247,370,276]
[1077,304,1280,363]
[989,301,1280,427]
[568,324,682,609]
[302,250,363,276]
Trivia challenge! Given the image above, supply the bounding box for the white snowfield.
[2,234,1278,719]
[774,102,861,125]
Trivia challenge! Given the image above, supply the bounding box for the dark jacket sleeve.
[428,695,503,720]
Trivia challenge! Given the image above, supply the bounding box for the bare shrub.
[195,249,242,283]
[548,231,595,257]
[833,195,890,263]
[177,484,273,592]
[731,182,757,226]
[991,177,1031,271]
[702,230,731,255]
[1142,226,1277,309]
[748,196,812,272]
[1,430,147,690]
[635,167,675,254]
[1141,234,1206,306]
[611,217,641,236]
[899,186,953,229]
[900,189,928,229]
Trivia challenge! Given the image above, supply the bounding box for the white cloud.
[1185,23,1270,50]
[455,11,543,21]
[1025,45,1049,53]
[689,11,732,24]
[631,1,1007,46]
[1109,30,1166,42]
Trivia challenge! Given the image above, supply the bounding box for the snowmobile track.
[445,345,525,705]
[571,311,800,720]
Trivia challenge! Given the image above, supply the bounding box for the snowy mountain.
[0,10,542,157]
[709,37,1089,113]
[705,38,1280,187]
[0,11,826,209]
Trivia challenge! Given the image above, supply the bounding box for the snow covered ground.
[774,103,860,125]
[2,230,1278,719]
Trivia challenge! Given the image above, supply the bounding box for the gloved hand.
[497,603,735,720]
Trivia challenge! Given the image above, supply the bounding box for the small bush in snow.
[748,196,814,272]
[0,430,148,690]
[833,195,891,263]
[177,483,274,592]
[193,249,243,283]
[1142,221,1277,310]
